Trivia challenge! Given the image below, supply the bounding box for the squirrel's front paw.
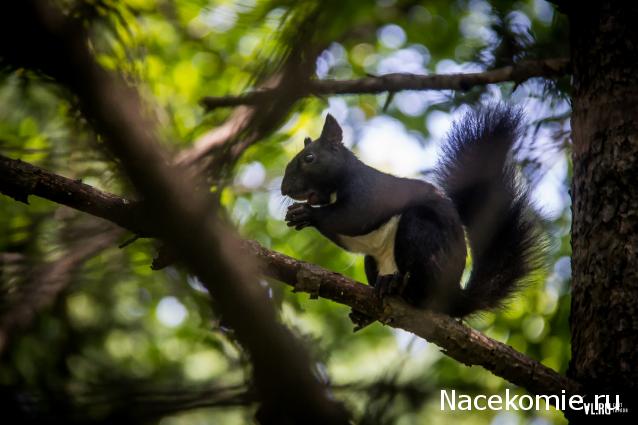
[285,203,314,230]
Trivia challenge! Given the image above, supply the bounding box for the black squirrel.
[281,104,541,324]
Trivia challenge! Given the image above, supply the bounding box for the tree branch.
[246,242,582,397]
[0,156,149,234]
[0,153,582,397]
[200,58,569,109]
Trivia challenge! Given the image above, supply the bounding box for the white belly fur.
[338,215,401,275]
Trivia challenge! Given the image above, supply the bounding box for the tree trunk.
[568,0,638,416]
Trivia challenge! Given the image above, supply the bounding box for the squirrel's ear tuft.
[304,137,312,147]
[319,114,343,147]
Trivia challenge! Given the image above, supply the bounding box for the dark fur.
[281,105,541,317]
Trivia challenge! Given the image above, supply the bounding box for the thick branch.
[0,153,582,397]
[245,241,581,397]
[201,58,569,109]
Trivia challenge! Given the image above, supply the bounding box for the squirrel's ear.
[319,114,343,147]
[304,137,312,147]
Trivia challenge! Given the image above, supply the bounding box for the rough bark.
[568,0,638,414]
[0,153,581,397]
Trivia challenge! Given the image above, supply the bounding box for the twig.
[200,58,569,109]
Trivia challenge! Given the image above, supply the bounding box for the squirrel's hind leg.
[394,206,466,312]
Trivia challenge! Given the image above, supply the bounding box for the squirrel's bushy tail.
[435,104,542,317]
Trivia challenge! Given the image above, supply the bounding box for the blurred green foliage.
[0,0,571,423]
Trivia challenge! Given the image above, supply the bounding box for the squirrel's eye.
[303,153,316,164]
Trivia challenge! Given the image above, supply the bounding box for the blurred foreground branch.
[0,225,120,354]
[176,69,312,171]
[0,153,582,398]
[0,383,253,424]
[176,25,322,171]
[0,2,349,423]
[200,58,569,109]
